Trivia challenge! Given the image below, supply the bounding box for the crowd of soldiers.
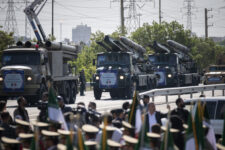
[0,94,224,150]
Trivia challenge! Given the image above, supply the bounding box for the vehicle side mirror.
[93,59,96,66]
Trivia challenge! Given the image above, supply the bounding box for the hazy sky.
[0,0,225,41]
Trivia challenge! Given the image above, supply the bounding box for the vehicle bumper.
[0,84,40,97]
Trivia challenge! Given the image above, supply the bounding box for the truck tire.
[70,82,77,104]
[110,91,117,99]
[63,82,71,104]
[94,87,102,100]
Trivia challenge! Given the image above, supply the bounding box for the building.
[72,24,91,45]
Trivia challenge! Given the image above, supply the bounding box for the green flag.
[48,86,68,130]
[134,120,149,150]
[128,91,139,126]
[160,123,175,150]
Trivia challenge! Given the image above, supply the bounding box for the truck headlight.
[0,77,3,81]
[168,74,172,78]
[27,76,32,81]
[96,76,99,80]
[120,75,124,80]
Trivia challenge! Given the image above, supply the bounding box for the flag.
[128,91,141,134]
[77,128,87,150]
[99,116,109,150]
[48,86,68,130]
[134,117,149,150]
[185,102,204,150]
[160,123,175,150]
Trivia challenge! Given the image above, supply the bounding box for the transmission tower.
[110,0,153,33]
[4,0,19,36]
[183,0,195,32]
[126,0,139,32]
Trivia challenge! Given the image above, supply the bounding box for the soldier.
[79,69,86,96]
[15,119,31,138]
[146,132,161,150]
[141,95,150,111]
[41,130,59,150]
[122,135,138,150]
[82,124,99,141]
[85,141,97,150]
[1,136,20,150]
[57,95,72,113]
[0,111,16,138]
[18,133,33,149]
[38,92,48,122]
[171,98,189,124]
[108,139,122,150]
[57,129,71,145]
[13,96,29,122]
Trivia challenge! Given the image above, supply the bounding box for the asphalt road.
[6,87,225,122]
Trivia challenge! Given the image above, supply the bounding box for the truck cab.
[0,47,49,102]
[93,52,134,99]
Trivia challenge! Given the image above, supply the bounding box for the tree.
[0,28,14,63]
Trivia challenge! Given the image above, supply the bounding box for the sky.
[0,0,225,41]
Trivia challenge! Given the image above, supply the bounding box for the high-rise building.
[72,24,91,45]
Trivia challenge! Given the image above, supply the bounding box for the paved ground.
[6,87,225,122]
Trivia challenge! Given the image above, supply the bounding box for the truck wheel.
[94,87,102,100]
[63,82,71,104]
[70,82,77,104]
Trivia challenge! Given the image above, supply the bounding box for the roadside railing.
[139,84,225,103]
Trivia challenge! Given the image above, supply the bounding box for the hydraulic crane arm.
[24,0,47,43]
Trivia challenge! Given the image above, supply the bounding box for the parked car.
[184,97,225,136]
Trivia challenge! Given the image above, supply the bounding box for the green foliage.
[130,21,225,71]
[0,29,14,63]
[72,21,225,78]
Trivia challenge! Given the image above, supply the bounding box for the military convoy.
[0,0,80,104]
[149,40,200,87]
[92,35,157,100]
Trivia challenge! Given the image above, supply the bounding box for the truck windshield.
[97,53,130,67]
[149,54,177,66]
[2,52,40,66]
[209,66,225,71]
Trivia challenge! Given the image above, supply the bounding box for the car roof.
[184,96,225,103]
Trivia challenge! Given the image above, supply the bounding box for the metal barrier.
[139,84,225,103]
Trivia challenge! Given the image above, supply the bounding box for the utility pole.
[52,0,54,38]
[137,13,142,27]
[159,0,161,24]
[120,0,125,35]
[205,8,213,39]
[205,8,208,39]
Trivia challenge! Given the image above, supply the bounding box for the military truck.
[92,35,157,100]
[203,65,225,85]
[0,0,80,104]
[0,41,80,104]
[149,40,200,87]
